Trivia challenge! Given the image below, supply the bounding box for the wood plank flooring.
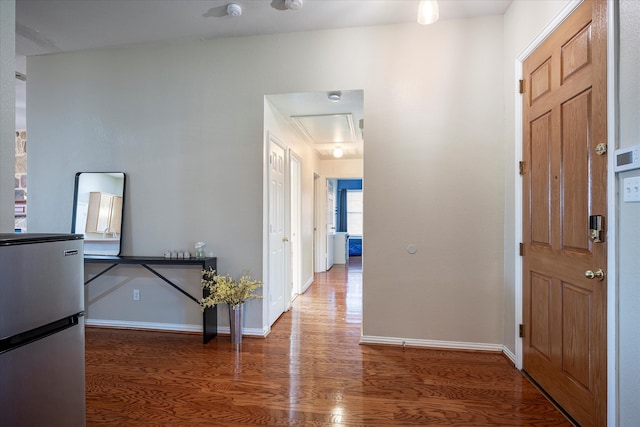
[85,257,573,426]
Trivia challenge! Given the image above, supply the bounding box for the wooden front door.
[522,1,607,426]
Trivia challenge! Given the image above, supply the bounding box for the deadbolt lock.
[595,143,608,156]
[589,215,604,243]
[585,268,605,281]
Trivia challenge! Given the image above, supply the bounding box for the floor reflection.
[85,255,574,426]
[282,257,363,425]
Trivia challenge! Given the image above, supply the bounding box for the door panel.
[529,273,552,358]
[530,60,552,103]
[0,239,83,337]
[530,113,552,246]
[561,90,592,252]
[522,2,607,426]
[0,321,86,427]
[562,282,591,388]
[326,179,335,270]
[561,24,591,82]
[268,135,286,326]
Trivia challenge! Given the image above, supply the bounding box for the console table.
[83,255,217,344]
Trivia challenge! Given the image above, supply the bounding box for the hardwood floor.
[85,257,573,426]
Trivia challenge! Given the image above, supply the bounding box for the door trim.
[313,173,320,273]
[264,131,289,330]
[514,0,582,369]
[513,1,617,425]
[605,1,618,425]
[289,150,302,300]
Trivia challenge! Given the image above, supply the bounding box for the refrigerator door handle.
[0,313,81,354]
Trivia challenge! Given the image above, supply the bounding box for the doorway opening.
[15,66,27,232]
[325,178,363,271]
[264,89,364,331]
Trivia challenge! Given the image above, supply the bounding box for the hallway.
[85,258,572,425]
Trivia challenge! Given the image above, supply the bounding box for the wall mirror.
[72,172,126,256]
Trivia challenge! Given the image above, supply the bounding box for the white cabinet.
[326,233,334,270]
[85,192,122,234]
[333,232,349,264]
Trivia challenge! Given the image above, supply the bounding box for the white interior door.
[326,179,336,270]
[313,173,321,273]
[290,153,302,299]
[268,134,287,325]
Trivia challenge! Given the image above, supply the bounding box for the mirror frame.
[72,172,126,256]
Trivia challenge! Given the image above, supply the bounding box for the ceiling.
[267,90,365,159]
[15,0,512,57]
[14,0,512,158]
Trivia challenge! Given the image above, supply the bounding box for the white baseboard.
[85,321,520,358]
[240,327,269,337]
[301,276,314,293]
[502,346,517,365]
[360,335,505,353]
[85,318,267,337]
[86,319,202,332]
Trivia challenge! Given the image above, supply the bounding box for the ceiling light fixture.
[417,0,439,25]
[284,0,303,10]
[333,146,344,158]
[328,92,341,102]
[227,3,242,17]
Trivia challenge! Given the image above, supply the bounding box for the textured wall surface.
[618,1,640,424]
[27,17,506,345]
[0,0,15,232]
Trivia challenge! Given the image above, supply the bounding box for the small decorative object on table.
[195,241,206,259]
[200,268,262,344]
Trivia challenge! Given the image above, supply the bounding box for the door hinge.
[519,243,524,256]
[518,79,525,94]
[519,324,525,338]
[519,161,526,175]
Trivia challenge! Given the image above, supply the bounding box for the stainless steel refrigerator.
[0,233,86,427]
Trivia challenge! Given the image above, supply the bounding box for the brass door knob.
[282,237,289,242]
[585,268,605,281]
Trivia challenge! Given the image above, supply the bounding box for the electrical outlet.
[133,289,140,301]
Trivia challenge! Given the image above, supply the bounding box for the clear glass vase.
[195,246,205,259]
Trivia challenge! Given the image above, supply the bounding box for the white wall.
[320,158,363,179]
[617,1,640,424]
[27,16,506,345]
[361,16,505,345]
[0,0,15,232]
[502,0,570,353]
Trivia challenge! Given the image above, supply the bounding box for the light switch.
[623,176,640,202]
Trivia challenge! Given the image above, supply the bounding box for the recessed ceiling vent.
[291,113,356,144]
